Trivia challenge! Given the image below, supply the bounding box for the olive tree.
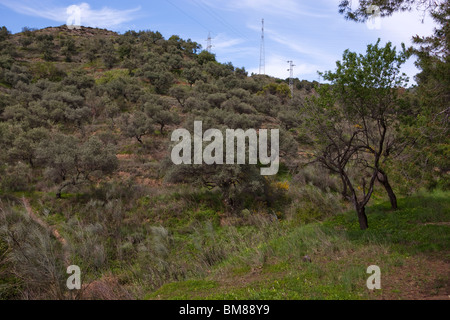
[37,134,118,198]
[303,40,409,229]
[120,112,154,144]
[144,102,180,134]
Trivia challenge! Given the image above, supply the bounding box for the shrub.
[286,184,344,224]
[0,205,66,299]
[293,165,341,193]
[0,162,32,192]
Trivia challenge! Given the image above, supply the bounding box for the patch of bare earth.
[216,266,266,288]
[377,255,450,300]
[81,275,134,300]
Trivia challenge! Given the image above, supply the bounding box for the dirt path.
[22,197,70,267]
[378,255,450,300]
[21,197,129,299]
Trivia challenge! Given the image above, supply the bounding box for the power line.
[190,0,251,41]
[191,0,246,39]
[165,0,211,33]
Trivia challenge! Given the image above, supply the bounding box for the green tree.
[169,86,189,108]
[144,102,180,134]
[338,1,449,189]
[197,51,216,65]
[140,62,175,94]
[278,108,301,130]
[120,112,154,144]
[8,127,49,167]
[60,37,77,62]
[37,34,55,61]
[338,0,443,21]
[101,40,118,69]
[149,70,175,95]
[408,2,449,188]
[37,135,118,198]
[84,38,99,62]
[183,65,205,87]
[0,122,21,164]
[259,83,292,101]
[0,26,11,42]
[165,162,269,210]
[303,40,409,229]
[182,38,202,56]
[103,98,120,127]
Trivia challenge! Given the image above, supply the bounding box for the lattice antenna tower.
[259,19,265,75]
[206,32,212,53]
[287,60,296,97]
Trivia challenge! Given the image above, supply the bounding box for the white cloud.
[0,1,141,29]
[261,26,338,64]
[202,33,257,65]
[367,8,438,84]
[197,0,329,19]
[212,33,245,50]
[378,9,436,44]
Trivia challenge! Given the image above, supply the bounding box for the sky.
[0,0,438,84]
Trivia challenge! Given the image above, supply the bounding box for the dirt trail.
[21,197,127,299]
[22,197,70,267]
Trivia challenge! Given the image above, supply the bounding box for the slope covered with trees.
[0,3,448,299]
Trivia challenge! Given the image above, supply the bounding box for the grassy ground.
[146,190,450,300]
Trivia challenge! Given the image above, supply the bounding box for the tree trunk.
[356,205,369,230]
[377,171,398,210]
[340,176,350,201]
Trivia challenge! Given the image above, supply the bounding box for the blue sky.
[0,0,437,84]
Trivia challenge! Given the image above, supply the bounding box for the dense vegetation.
[0,0,448,300]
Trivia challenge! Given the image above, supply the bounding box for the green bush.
[0,163,32,192]
[286,184,344,224]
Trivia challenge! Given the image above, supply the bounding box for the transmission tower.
[287,60,296,97]
[206,32,212,53]
[259,19,265,75]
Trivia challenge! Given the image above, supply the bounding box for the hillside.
[148,190,450,300]
[0,24,448,301]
